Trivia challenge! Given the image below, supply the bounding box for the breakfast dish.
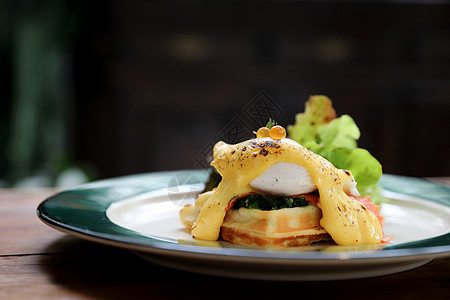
[35,95,450,280]
[180,96,388,247]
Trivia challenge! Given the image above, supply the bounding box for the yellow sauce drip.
[191,137,382,245]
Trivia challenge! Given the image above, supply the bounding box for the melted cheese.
[190,137,382,245]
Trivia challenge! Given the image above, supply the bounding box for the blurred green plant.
[0,0,95,188]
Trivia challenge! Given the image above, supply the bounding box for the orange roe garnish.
[256,127,270,138]
[269,125,287,140]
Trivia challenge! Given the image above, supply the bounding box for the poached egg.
[249,161,360,197]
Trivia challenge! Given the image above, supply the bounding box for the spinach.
[232,194,310,210]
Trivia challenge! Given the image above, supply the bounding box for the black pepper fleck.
[259,149,269,156]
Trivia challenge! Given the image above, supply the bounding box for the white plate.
[37,170,450,281]
[106,186,450,280]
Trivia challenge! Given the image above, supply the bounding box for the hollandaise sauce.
[190,138,383,245]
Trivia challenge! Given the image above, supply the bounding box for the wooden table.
[1,186,449,300]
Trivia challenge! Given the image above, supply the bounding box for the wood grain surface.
[0,187,449,300]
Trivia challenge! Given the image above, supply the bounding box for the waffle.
[220,205,331,247]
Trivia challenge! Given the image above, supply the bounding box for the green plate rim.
[37,170,450,260]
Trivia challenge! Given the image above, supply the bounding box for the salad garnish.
[287,95,383,202]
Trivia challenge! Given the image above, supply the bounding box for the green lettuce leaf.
[316,115,360,158]
[288,95,383,196]
[287,95,336,146]
[329,148,382,188]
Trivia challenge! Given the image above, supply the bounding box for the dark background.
[1,1,450,187]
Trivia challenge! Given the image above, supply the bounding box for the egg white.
[249,162,317,196]
[250,161,359,197]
